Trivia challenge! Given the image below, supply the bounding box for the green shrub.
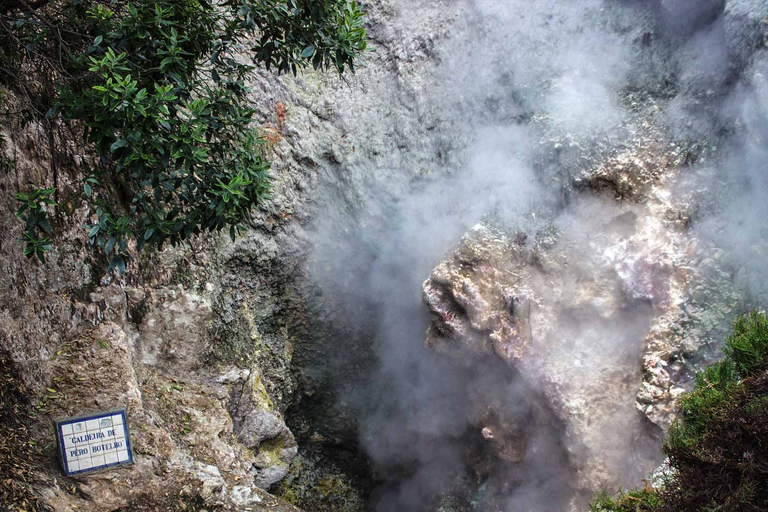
[664,360,739,454]
[725,310,768,378]
[588,311,768,512]
[0,0,368,272]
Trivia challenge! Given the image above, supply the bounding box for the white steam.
[301,0,768,510]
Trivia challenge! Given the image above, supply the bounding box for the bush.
[589,489,663,512]
[588,310,768,512]
[725,311,768,377]
[0,0,368,271]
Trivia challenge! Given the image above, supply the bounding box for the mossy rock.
[272,455,365,512]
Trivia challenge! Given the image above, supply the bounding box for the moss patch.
[256,436,287,469]
[272,455,365,512]
[251,369,276,413]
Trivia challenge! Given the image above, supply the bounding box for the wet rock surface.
[419,119,740,508]
[227,368,298,488]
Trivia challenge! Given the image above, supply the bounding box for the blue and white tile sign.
[56,409,133,475]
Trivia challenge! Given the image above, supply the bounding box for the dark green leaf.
[110,139,128,153]
[301,46,315,58]
[108,256,120,271]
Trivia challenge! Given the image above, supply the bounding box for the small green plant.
[15,186,56,263]
[589,488,662,512]
[1,0,368,272]
[664,359,739,453]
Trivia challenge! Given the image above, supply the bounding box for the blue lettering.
[94,442,116,453]
[71,432,105,444]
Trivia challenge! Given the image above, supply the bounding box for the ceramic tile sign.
[55,408,133,476]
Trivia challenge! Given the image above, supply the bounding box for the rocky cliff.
[0,0,470,507]
[2,1,768,511]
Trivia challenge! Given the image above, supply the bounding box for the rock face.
[420,125,730,508]
[0,282,302,511]
[424,221,657,508]
[0,63,315,512]
[228,369,298,488]
[0,0,456,505]
[423,232,529,366]
[0,0,438,507]
[415,3,768,506]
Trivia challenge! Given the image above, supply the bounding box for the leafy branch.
[1,0,369,272]
[15,186,56,263]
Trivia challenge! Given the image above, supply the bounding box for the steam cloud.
[304,0,768,510]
